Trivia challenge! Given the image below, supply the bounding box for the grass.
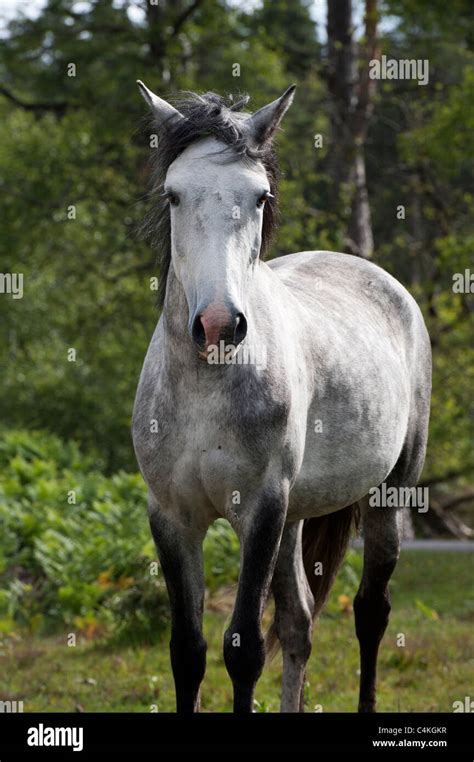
[2,551,473,712]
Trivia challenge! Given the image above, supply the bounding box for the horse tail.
[265,504,357,660]
[302,504,357,618]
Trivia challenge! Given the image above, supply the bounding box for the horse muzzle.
[190,303,248,355]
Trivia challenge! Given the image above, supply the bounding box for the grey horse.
[132,83,431,713]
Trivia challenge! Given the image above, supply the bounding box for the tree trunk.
[326,0,378,259]
[144,0,203,84]
[348,146,374,258]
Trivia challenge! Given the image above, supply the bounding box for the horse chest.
[135,379,282,517]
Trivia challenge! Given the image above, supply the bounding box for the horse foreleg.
[148,500,207,713]
[224,486,288,713]
[271,521,314,712]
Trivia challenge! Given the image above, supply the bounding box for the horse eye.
[166,192,180,207]
[257,191,275,209]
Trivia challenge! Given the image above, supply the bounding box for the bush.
[203,519,240,592]
[0,430,168,638]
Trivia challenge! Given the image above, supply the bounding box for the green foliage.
[203,519,240,592]
[400,67,474,179]
[0,429,167,637]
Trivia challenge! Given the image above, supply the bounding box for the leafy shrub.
[0,430,168,638]
[203,519,240,592]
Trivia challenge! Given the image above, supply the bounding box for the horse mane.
[140,91,281,308]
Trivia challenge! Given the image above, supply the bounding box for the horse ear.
[137,80,185,127]
[248,85,296,147]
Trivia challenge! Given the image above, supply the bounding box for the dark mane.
[140,91,281,308]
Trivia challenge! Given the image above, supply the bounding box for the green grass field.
[2,551,473,712]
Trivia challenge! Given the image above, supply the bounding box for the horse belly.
[288,401,409,520]
[289,456,393,519]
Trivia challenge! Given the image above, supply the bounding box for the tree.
[325,0,378,259]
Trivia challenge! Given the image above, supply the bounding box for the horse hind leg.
[353,498,401,712]
[354,425,429,712]
[270,521,314,712]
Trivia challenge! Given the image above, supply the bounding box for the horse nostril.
[234,313,247,345]
[191,314,206,349]
[192,308,247,351]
